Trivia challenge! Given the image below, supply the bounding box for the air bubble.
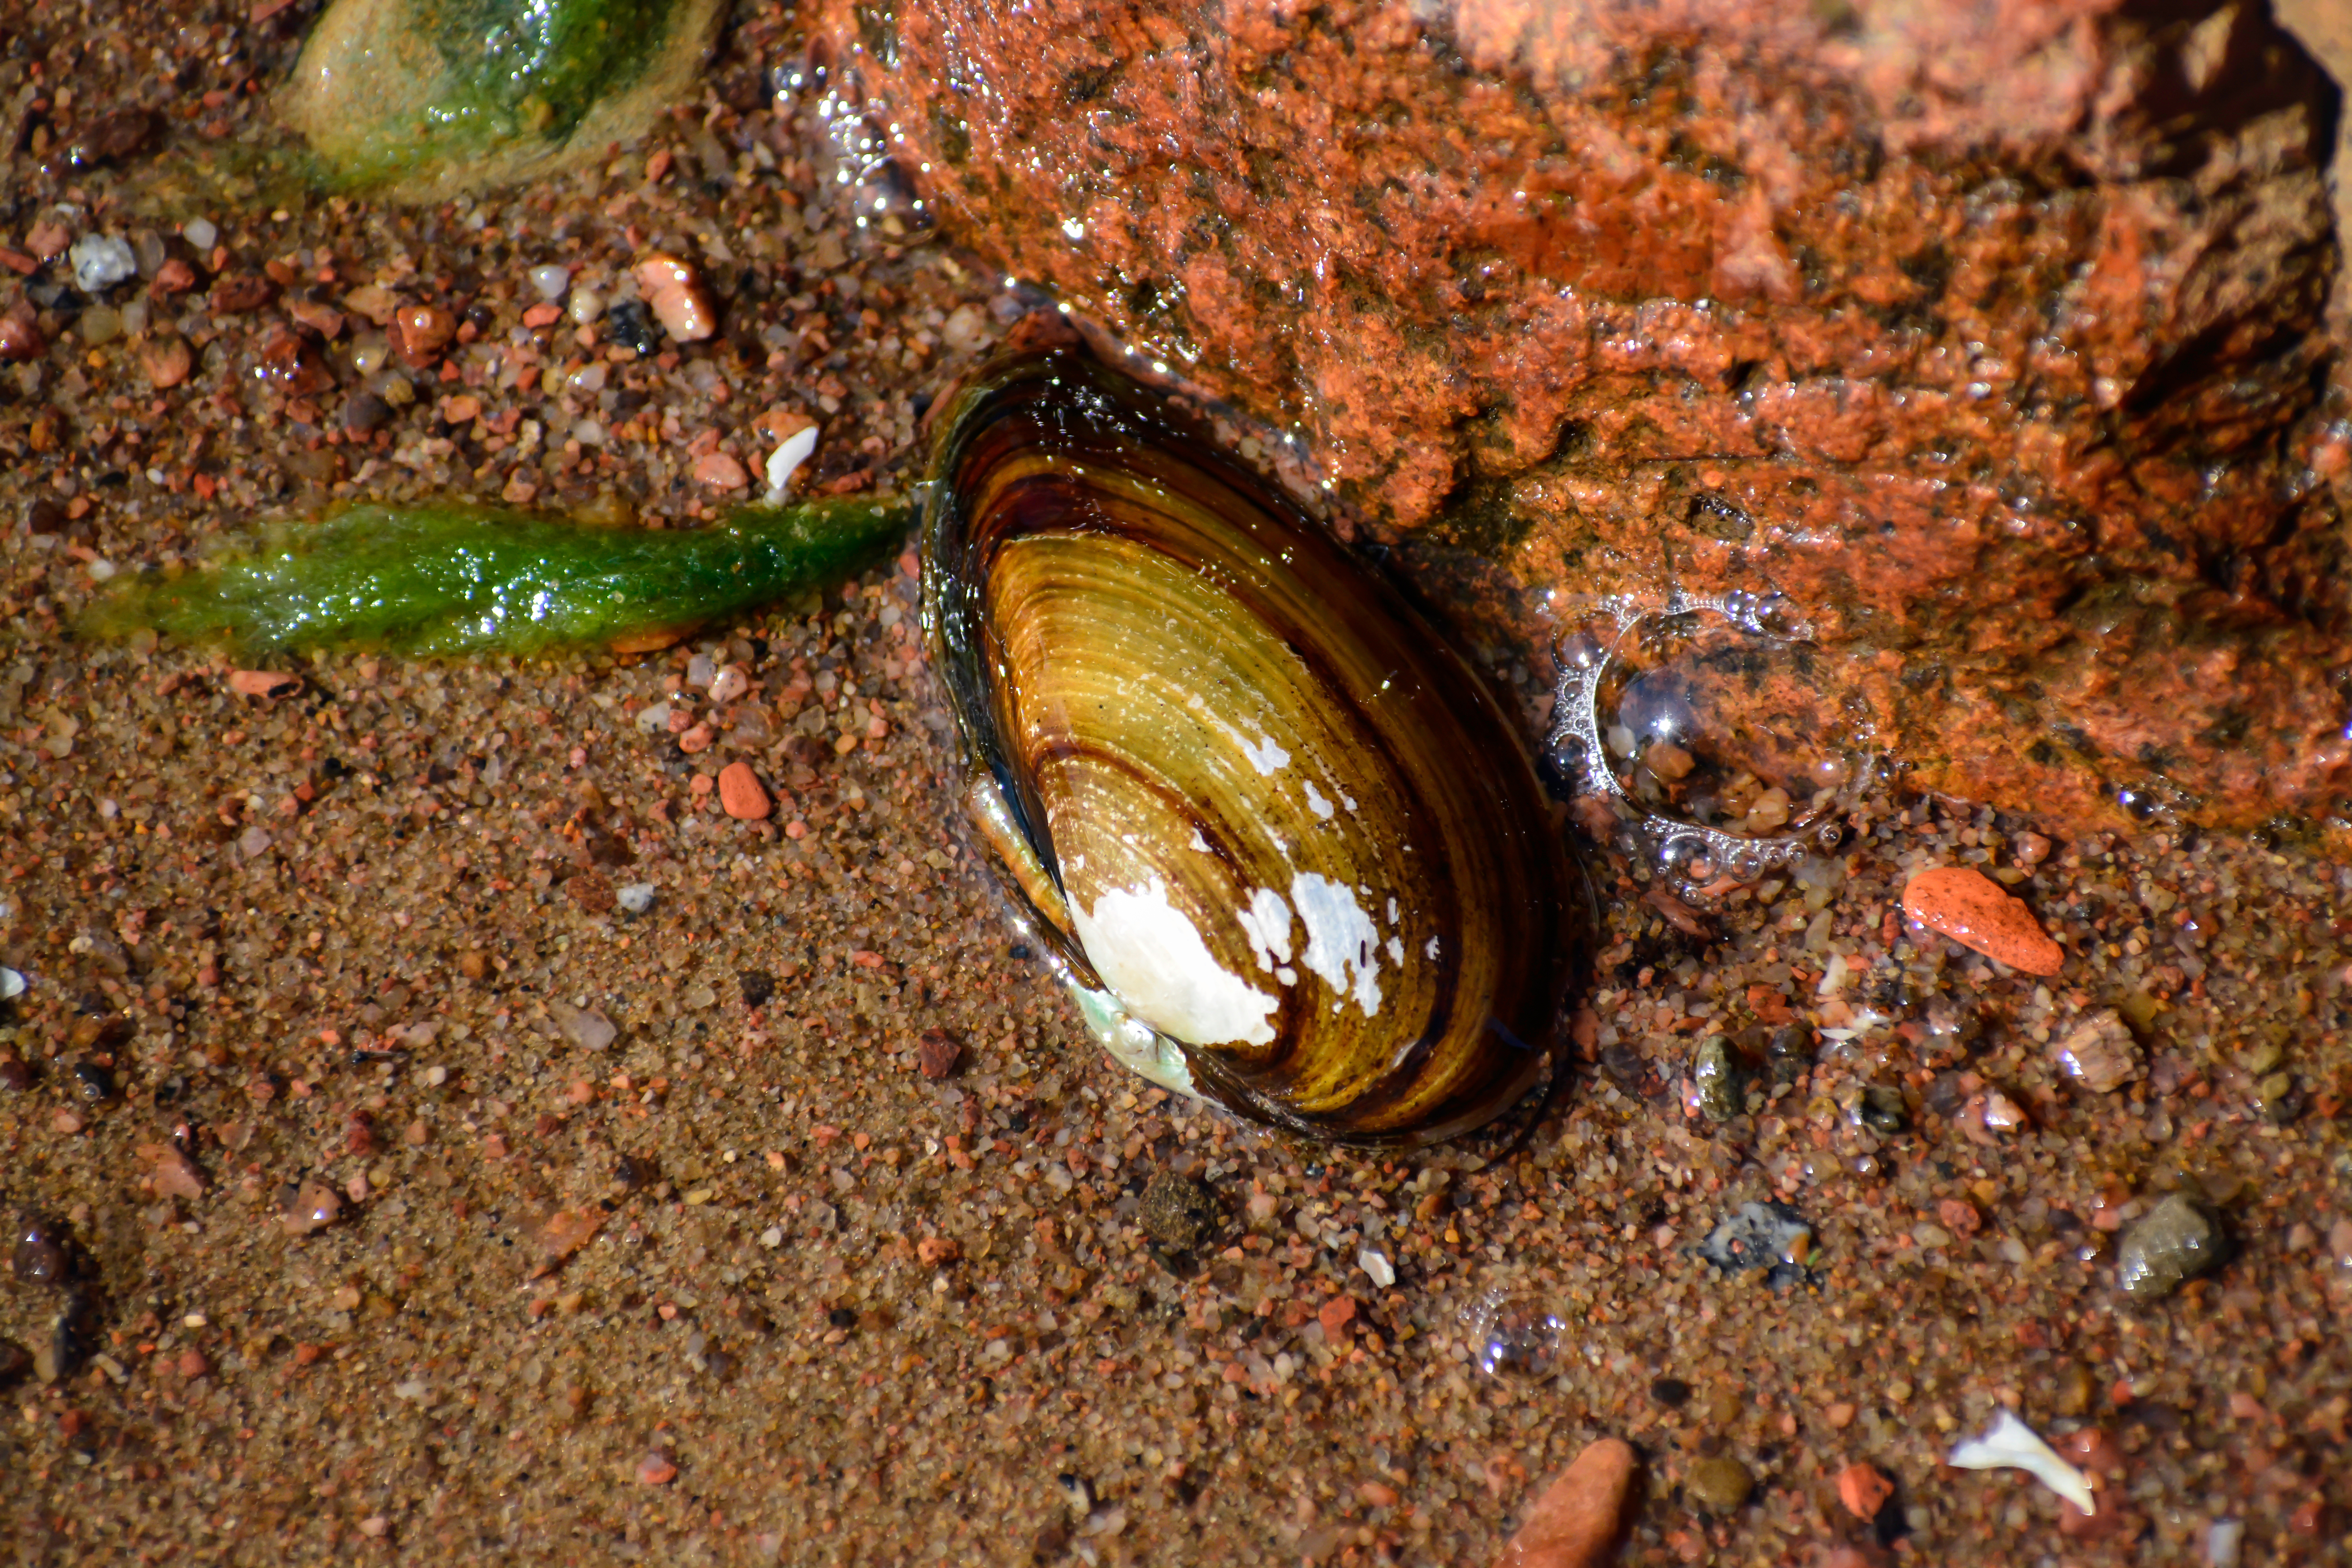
[1464,1286,1568,1380]
[1545,593,1879,902]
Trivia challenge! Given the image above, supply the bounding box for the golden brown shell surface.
[925,350,1576,1144]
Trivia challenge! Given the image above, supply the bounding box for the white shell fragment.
[765,422,820,499]
[0,966,23,1000]
[1947,1408,2095,1515]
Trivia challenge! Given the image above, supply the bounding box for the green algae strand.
[91,496,909,659]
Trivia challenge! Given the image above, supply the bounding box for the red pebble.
[1494,1437,1635,1568]
[1901,866,2063,975]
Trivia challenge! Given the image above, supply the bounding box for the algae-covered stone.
[280,0,721,197]
[2116,1194,2227,1300]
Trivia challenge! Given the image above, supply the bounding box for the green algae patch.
[91,497,909,659]
[279,0,720,198]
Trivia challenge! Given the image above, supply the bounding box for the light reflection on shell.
[924,346,1578,1145]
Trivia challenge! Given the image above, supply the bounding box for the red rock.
[393,303,456,365]
[176,1348,208,1378]
[694,450,750,490]
[0,307,44,363]
[1316,1294,1358,1338]
[207,274,277,314]
[717,761,771,819]
[25,221,69,261]
[1901,867,2063,975]
[816,0,2351,838]
[635,1452,678,1486]
[1835,1462,1895,1523]
[150,257,197,297]
[1494,1437,1635,1568]
[228,670,300,698]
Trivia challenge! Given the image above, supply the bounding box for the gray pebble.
[69,233,138,295]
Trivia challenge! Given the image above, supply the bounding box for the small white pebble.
[686,653,716,689]
[566,363,606,394]
[529,263,572,301]
[69,233,138,295]
[567,287,605,325]
[708,664,750,705]
[760,1226,784,1249]
[1357,1248,1396,1289]
[182,216,218,250]
[617,882,657,915]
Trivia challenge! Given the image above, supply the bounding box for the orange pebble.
[1901,866,2063,975]
[228,669,299,698]
[718,761,771,820]
[1835,1461,1895,1522]
[1494,1437,1635,1568]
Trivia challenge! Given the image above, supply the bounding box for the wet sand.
[2,3,2349,1563]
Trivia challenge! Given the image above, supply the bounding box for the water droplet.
[1464,1287,1567,1380]
[1546,595,1878,900]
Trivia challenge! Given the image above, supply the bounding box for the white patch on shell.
[1189,828,1212,853]
[1071,879,1278,1047]
[1386,936,1404,966]
[1304,781,1334,819]
[1291,872,1383,1018]
[1387,897,1399,925]
[1425,936,1441,960]
[1238,732,1290,775]
[1236,887,1295,975]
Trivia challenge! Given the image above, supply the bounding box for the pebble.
[2116,1192,2227,1299]
[717,761,771,819]
[69,232,137,294]
[1138,1171,1223,1254]
[1691,1036,1742,1121]
[139,335,193,389]
[1685,1455,1753,1513]
[150,1144,206,1200]
[634,252,718,341]
[12,1215,66,1285]
[695,450,751,490]
[764,416,820,497]
[279,1180,343,1236]
[1901,866,2063,974]
[635,1452,678,1486]
[343,390,393,435]
[1835,1461,1895,1522]
[529,263,572,300]
[182,217,218,250]
[708,663,750,704]
[1357,1247,1396,1288]
[1493,1437,1636,1568]
[0,309,42,362]
[69,107,154,166]
[228,669,300,698]
[78,305,123,345]
[916,1028,962,1080]
[2054,1009,2143,1094]
[616,882,657,915]
[549,1001,617,1052]
[394,303,456,365]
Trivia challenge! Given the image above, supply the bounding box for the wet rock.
[1138,1171,1221,1254]
[815,0,2350,838]
[1495,1437,1636,1568]
[1686,1455,1753,1514]
[739,969,777,1008]
[139,335,193,389]
[635,253,718,342]
[2116,1193,2228,1299]
[342,390,393,434]
[603,299,660,356]
[0,1340,29,1387]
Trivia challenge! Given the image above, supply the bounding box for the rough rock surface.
[819,0,2350,835]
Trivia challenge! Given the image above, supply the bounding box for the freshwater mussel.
[924,344,1578,1145]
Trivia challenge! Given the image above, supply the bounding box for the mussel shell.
[925,348,1576,1145]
